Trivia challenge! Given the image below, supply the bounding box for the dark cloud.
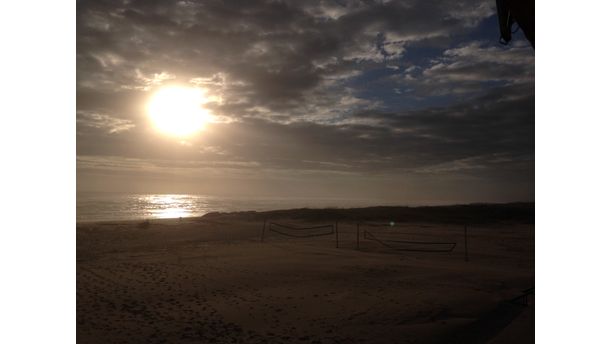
[78,85,533,176]
[77,0,534,203]
[77,0,498,113]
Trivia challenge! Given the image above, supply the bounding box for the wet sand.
[77,213,534,343]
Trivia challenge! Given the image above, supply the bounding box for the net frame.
[359,222,434,228]
[362,229,457,253]
[267,221,335,238]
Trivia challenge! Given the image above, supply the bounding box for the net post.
[464,224,469,262]
[260,219,267,242]
[335,221,339,248]
[356,223,360,249]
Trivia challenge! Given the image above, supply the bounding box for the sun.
[147,86,211,137]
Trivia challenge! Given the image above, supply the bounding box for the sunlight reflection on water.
[139,194,196,219]
[77,192,392,222]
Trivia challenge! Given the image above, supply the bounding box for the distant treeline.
[201,202,535,225]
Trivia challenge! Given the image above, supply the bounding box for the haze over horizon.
[77,0,534,204]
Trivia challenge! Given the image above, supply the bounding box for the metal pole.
[260,219,267,242]
[464,224,469,262]
[335,221,339,248]
[356,223,360,249]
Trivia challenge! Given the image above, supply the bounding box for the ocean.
[76,192,391,222]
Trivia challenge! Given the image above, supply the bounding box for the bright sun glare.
[147,86,210,137]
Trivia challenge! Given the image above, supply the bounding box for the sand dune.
[77,206,534,343]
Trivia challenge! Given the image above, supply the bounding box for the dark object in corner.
[496,0,535,48]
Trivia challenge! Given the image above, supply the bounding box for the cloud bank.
[77,0,534,203]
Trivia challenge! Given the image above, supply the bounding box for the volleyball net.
[360,222,456,252]
[264,221,335,239]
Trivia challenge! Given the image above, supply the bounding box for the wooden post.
[464,224,469,262]
[531,227,534,260]
[335,221,339,248]
[260,219,267,242]
[356,223,360,249]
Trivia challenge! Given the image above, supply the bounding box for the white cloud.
[129,70,176,91]
[396,41,536,97]
[76,111,135,133]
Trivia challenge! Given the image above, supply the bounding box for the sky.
[76,0,534,204]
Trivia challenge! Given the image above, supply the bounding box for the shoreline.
[77,202,535,226]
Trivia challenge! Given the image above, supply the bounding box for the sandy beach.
[73,0,537,341]
[77,205,534,343]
